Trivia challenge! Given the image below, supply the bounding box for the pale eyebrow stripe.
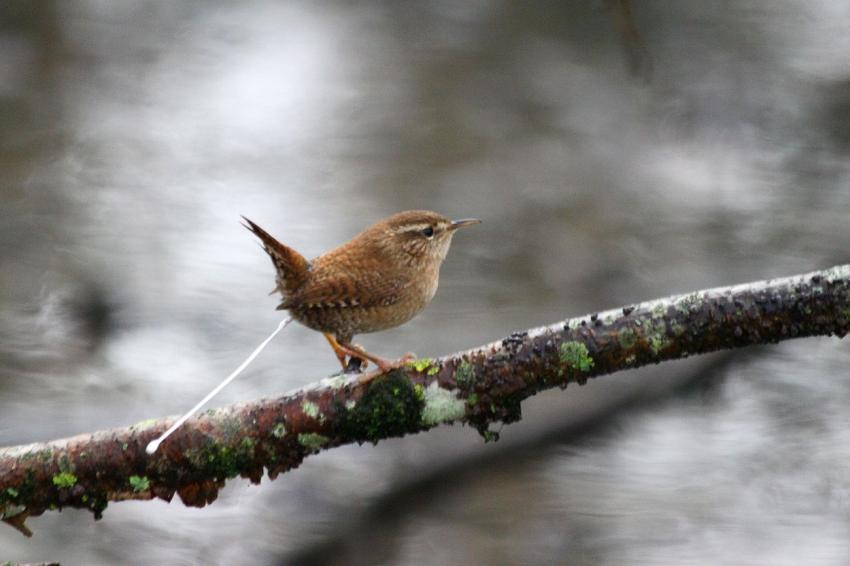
[397,223,434,233]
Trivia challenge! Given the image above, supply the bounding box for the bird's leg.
[337,342,396,372]
[323,333,366,370]
[324,334,416,384]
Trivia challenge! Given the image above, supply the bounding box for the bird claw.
[356,353,419,385]
[374,352,415,373]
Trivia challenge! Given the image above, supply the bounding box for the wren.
[242,210,480,381]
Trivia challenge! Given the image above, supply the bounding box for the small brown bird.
[243,210,480,380]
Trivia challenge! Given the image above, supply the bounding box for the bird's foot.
[356,352,418,385]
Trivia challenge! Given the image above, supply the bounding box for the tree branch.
[2,264,849,535]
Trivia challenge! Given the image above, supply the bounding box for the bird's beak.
[449,218,482,231]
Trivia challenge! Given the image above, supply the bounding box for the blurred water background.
[1,1,849,564]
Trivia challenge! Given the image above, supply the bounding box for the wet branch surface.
[2,264,850,536]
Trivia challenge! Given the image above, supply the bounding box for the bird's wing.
[281,270,405,310]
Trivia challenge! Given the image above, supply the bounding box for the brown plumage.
[242,210,480,380]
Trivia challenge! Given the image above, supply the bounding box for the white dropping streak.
[145,317,293,455]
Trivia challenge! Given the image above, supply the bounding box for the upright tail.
[242,217,311,303]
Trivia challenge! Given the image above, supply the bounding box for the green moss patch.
[559,341,594,372]
[645,320,667,355]
[129,475,150,493]
[618,327,637,349]
[301,400,322,420]
[406,358,440,375]
[454,361,475,386]
[297,433,329,452]
[52,472,77,489]
[335,370,425,444]
[185,437,257,480]
[130,418,159,431]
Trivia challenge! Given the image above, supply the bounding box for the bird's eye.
[421,226,435,238]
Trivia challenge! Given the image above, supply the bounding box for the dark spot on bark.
[345,357,364,373]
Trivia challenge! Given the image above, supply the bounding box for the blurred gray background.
[1,1,849,564]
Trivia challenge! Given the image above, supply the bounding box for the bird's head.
[372,210,481,265]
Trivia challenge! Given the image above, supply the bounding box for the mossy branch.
[2,264,850,536]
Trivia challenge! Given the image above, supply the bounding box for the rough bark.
[2,264,849,536]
